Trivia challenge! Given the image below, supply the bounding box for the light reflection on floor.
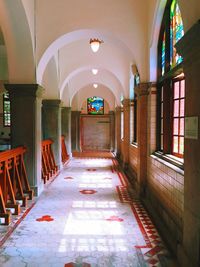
[0,158,146,267]
[58,158,139,263]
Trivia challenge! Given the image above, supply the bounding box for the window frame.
[3,92,11,127]
[156,0,185,165]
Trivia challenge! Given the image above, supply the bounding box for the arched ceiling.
[34,0,149,107]
[1,0,199,108]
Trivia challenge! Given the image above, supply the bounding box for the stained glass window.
[170,0,184,68]
[3,93,11,127]
[87,96,104,115]
[161,32,166,76]
[157,0,185,162]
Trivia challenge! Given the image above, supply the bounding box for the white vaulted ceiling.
[0,0,199,110]
[35,0,148,109]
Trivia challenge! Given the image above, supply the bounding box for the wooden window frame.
[172,77,185,158]
[156,0,184,165]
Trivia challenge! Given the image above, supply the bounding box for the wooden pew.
[0,147,33,225]
[61,135,69,164]
[41,139,58,183]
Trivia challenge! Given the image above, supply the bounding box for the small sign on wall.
[185,116,198,140]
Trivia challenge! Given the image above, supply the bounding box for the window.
[172,78,185,157]
[130,93,137,144]
[133,91,138,144]
[3,93,11,127]
[157,0,184,162]
[121,109,124,140]
[87,96,104,115]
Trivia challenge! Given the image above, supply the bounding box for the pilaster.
[109,111,115,152]
[5,84,44,196]
[115,106,121,159]
[176,20,200,267]
[71,111,81,152]
[135,82,150,196]
[62,107,72,156]
[122,99,131,169]
[42,100,62,169]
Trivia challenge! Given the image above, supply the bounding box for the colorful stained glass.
[87,96,104,115]
[161,32,166,76]
[170,0,184,68]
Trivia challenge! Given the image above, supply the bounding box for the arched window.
[157,0,185,163]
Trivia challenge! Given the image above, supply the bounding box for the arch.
[62,77,121,107]
[60,65,124,101]
[36,29,134,85]
[71,84,116,111]
[0,0,35,83]
[149,0,167,81]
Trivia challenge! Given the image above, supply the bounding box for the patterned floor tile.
[0,157,174,267]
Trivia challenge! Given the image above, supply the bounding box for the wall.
[80,115,111,151]
[145,88,184,255]
[129,144,138,179]
[117,87,185,256]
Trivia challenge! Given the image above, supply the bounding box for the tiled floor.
[0,158,174,267]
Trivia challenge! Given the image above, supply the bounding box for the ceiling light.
[93,83,98,88]
[92,69,98,75]
[90,38,103,53]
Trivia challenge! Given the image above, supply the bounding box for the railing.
[41,139,58,184]
[0,147,33,225]
[61,135,69,164]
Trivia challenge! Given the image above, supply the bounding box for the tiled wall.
[129,144,138,175]
[144,88,184,253]
[147,156,184,228]
[120,88,185,254]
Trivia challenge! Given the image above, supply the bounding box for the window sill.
[152,151,184,175]
[130,142,138,148]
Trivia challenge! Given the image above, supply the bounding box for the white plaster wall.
[21,0,35,55]
[42,57,59,99]
[71,84,115,112]
[0,0,35,83]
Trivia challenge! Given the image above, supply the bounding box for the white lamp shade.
[92,69,98,75]
[90,41,100,52]
[93,83,98,88]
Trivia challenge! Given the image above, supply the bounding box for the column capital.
[61,106,71,111]
[148,82,157,94]
[176,20,200,61]
[115,106,122,112]
[135,82,151,97]
[42,99,62,108]
[4,84,44,98]
[122,98,131,107]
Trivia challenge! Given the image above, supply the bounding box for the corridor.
[0,157,173,267]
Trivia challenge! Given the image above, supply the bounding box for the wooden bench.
[0,147,33,225]
[41,139,58,183]
[61,135,69,164]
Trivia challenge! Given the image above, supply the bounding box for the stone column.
[115,106,121,159]
[5,84,43,196]
[71,111,81,152]
[42,100,62,169]
[109,111,115,152]
[61,107,71,156]
[176,20,200,267]
[135,83,150,196]
[122,99,130,169]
